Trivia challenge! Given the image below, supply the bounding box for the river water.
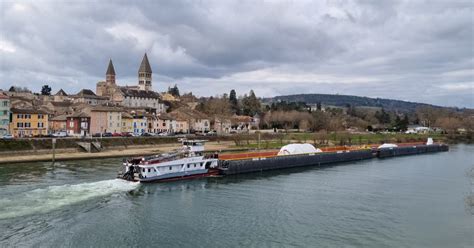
[0,145,473,247]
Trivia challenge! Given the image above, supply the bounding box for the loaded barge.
[118,139,448,182]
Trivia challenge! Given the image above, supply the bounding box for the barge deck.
[217,143,449,175]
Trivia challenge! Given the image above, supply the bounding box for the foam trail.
[0,179,139,220]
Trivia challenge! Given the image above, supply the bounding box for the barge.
[118,139,449,182]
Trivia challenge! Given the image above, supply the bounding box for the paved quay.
[0,141,237,164]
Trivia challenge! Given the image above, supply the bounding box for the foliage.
[41,85,52,95]
[167,84,180,97]
[241,90,261,116]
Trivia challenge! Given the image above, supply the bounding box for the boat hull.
[139,169,219,183]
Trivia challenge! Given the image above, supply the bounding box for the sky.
[0,0,473,108]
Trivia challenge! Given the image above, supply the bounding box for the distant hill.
[263,94,445,113]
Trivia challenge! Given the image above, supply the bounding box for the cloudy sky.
[0,0,473,107]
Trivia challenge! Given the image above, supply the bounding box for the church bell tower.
[138,53,152,91]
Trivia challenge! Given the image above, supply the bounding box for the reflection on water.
[0,145,473,247]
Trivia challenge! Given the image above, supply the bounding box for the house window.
[25,123,30,128]
[70,121,74,128]
[17,122,23,128]
[38,114,43,119]
[2,101,7,107]
[38,122,44,128]
[17,114,22,119]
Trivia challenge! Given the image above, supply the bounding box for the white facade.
[122,96,166,113]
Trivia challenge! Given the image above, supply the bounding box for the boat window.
[169,166,172,170]
[194,164,196,167]
[148,168,151,172]
[142,168,145,172]
[200,163,203,167]
[187,164,190,168]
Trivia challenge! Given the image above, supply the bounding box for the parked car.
[102,132,113,137]
[92,133,102,137]
[52,131,68,137]
[141,132,153,137]
[112,132,122,137]
[121,132,133,137]
[158,132,169,136]
[0,134,13,139]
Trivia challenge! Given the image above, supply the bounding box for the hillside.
[263,94,443,113]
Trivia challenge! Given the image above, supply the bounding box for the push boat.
[119,138,449,183]
[118,140,219,182]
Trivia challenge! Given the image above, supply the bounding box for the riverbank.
[0,141,237,164]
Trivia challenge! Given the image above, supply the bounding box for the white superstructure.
[120,140,219,182]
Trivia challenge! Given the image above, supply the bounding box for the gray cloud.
[0,0,472,107]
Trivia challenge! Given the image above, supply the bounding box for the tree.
[41,85,52,95]
[241,90,261,116]
[168,84,180,97]
[229,89,240,114]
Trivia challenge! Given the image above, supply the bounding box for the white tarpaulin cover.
[426,138,433,145]
[377,143,398,149]
[278,143,322,156]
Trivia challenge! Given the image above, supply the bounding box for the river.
[0,145,473,247]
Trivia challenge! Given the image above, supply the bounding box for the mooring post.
[52,138,56,164]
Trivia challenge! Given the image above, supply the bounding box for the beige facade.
[107,111,122,133]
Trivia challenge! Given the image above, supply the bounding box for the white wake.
[0,179,139,219]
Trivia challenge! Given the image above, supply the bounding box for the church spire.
[106,59,116,75]
[138,53,152,73]
[105,59,116,85]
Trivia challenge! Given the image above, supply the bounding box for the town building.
[66,112,90,136]
[53,89,69,102]
[85,106,122,134]
[155,113,177,133]
[0,93,10,135]
[49,114,67,133]
[132,114,147,134]
[170,108,210,133]
[211,116,232,134]
[9,108,49,137]
[71,89,108,105]
[121,112,134,134]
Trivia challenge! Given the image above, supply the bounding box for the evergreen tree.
[241,90,261,116]
[229,89,240,114]
[41,85,52,95]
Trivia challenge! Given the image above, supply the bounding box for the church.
[96,53,166,113]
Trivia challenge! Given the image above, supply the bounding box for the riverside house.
[0,93,10,136]
[9,108,49,137]
[85,106,122,135]
[66,111,91,137]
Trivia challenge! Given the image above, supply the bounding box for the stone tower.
[138,53,152,91]
[106,59,116,85]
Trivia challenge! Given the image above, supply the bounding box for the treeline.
[178,86,473,135]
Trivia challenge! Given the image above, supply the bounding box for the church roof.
[138,53,152,73]
[75,89,97,96]
[106,59,116,75]
[120,87,161,99]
